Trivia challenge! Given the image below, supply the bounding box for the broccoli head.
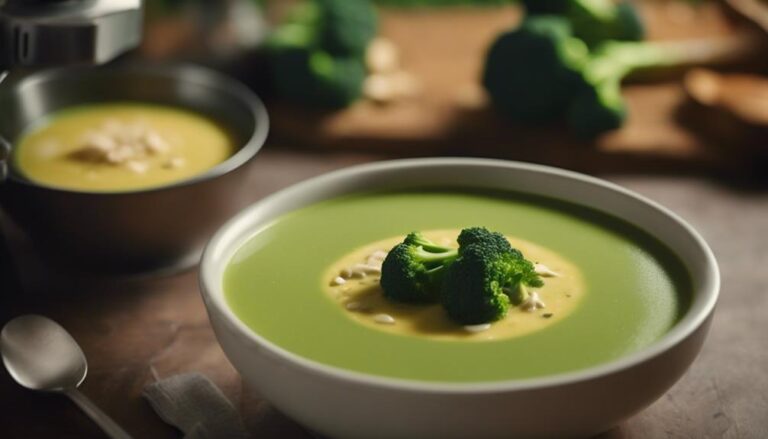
[441,244,511,324]
[380,232,459,303]
[442,231,543,325]
[484,15,710,137]
[317,0,378,56]
[266,0,377,108]
[521,0,645,46]
[612,1,645,42]
[457,227,521,258]
[482,16,590,122]
[268,48,366,108]
[567,76,626,138]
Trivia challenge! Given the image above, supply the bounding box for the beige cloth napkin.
[143,373,249,439]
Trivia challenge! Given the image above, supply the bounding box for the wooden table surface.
[265,2,768,177]
[1,148,767,438]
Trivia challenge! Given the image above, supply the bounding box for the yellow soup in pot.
[14,103,236,192]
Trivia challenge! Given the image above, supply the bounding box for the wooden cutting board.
[267,2,767,176]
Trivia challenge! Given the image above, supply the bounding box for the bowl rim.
[200,157,720,393]
[1,62,269,195]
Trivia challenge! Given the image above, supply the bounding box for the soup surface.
[225,190,691,382]
[14,102,235,192]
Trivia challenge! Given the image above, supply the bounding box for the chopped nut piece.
[366,38,400,74]
[345,301,365,311]
[125,161,149,174]
[331,276,347,286]
[365,249,388,266]
[351,263,381,274]
[363,74,397,103]
[534,263,560,277]
[373,313,395,324]
[464,323,491,333]
[83,133,117,152]
[337,255,387,282]
[163,157,186,169]
[364,71,421,104]
[370,250,388,259]
[520,291,546,312]
[68,120,173,173]
[143,131,169,153]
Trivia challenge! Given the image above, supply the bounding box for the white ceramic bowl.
[200,158,719,439]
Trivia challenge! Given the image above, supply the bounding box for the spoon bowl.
[1,315,87,391]
[1,314,132,439]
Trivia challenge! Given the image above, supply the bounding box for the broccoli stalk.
[483,16,748,137]
[380,233,459,303]
[568,37,745,136]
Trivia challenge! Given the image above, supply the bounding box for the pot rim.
[1,62,269,195]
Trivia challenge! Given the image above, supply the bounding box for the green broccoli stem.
[517,283,531,304]
[409,235,459,255]
[503,283,530,306]
[580,35,758,112]
[413,247,459,264]
[590,34,758,83]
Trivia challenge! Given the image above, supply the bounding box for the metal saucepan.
[0,63,269,274]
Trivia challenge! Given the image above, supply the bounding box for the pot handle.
[0,134,8,184]
[1,70,9,183]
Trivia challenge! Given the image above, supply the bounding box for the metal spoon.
[1,315,132,439]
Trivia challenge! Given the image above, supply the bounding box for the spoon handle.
[65,388,133,439]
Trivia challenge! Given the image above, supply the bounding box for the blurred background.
[133,0,768,180]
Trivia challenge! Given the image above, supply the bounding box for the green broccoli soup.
[224,190,691,382]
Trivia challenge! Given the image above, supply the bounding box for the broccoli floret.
[268,48,366,108]
[484,16,715,136]
[380,232,459,303]
[268,0,377,52]
[442,240,543,325]
[482,16,590,122]
[521,0,645,46]
[379,228,544,324]
[266,0,377,108]
[566,67,626,137]
[457,227,521,258]
[612,1,645,41]
[441,244,511,324]
[317,0,378,56]
[504,253,545,296]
